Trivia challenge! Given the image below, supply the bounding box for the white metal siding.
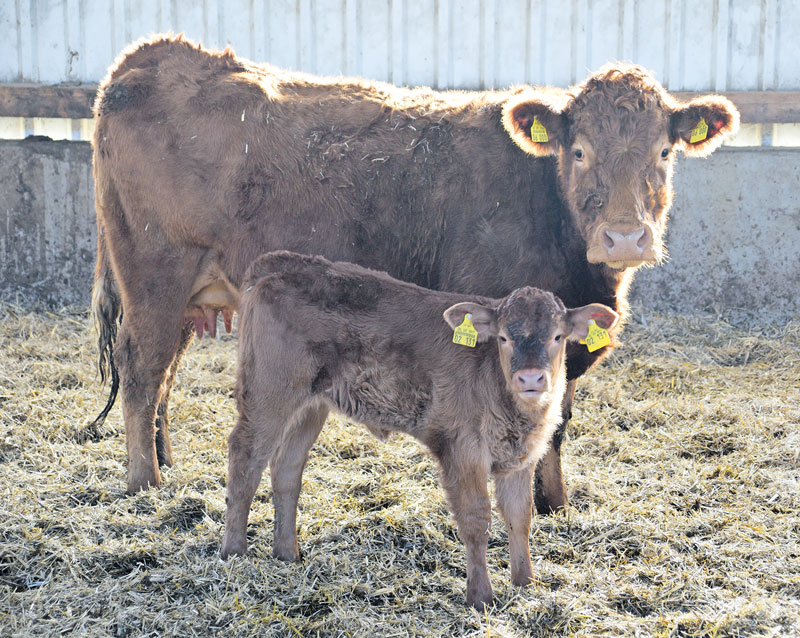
[2,0,799,90]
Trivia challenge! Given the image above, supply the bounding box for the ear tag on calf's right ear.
[453,313,478,348]
[530,116,549,143]
[580,319,611,353]
[689,117,708,143]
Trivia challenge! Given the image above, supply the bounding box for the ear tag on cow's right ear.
[581,319,611,353]
[453,313,478,348]
[530,116,549,143]
[689,117,708,144]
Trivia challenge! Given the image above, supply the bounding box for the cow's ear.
[671,96,739,157]
[443,302,498,342]
[566,304,619,341]
[502,90,566,156]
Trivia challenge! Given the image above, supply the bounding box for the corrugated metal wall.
[2,0,799,90]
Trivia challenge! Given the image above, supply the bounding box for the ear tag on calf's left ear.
[530,116,549,143]
[689,117,708,143]
[453,314,478,348]
[580,319,611,353]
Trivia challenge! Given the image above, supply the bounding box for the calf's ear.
[566,304,619,341]
[443,302,499,342]
[671,95,739,157]
[502,89,567,157]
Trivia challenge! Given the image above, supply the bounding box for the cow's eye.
[574,149,584,160]
[661,148,670,159]
[499,336,508,343]
[554,334,562,342]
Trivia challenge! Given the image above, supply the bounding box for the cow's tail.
[79,228,122,441]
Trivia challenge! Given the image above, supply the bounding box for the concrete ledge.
[1,140,797,323]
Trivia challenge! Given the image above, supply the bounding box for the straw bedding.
[0,303,797,636]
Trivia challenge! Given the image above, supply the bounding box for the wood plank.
[674,91,800,124]
[1,83,799,124]
[0,84,97,118]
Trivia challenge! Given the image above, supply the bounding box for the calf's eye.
[661,148,670,159]
[499,336,508,343]
[574,149,584,160]
[554,334,562,342]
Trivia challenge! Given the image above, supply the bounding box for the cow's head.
[502,64,739,270]
[444,287,618,408]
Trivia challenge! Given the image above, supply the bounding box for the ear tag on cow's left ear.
[689,117,708,144]
[453,313,478,348]
[580,319,611,353]
[530,116,549,143]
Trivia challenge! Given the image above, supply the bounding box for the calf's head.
[502,64,739,270]
[444,287,618,407]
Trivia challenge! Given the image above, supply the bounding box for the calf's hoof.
[511,567,534,587]
[466,579,494,610]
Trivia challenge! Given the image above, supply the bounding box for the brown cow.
[90,35,738,502]
[221,251,619,609]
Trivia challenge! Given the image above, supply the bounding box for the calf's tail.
[81,228,122,438]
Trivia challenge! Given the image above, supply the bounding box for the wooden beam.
[0,84,97,119]
[674,91,800,124]
[0,83,799,124]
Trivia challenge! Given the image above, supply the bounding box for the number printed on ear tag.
[530,116,549,143]
[453,314,478,348]
[580,319,611,353]
[689,117,708,143]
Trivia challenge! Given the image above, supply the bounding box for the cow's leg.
[438,449,493,609]
[494,464,534,586]
[154,322,194,468]
[116,302,188,493]
[270,403,328,562]
[534,378,577,514]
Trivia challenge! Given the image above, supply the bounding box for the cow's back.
[93,35,563,296]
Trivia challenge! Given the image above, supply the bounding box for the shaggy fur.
[221,251,617,609]
[90,35,738,499]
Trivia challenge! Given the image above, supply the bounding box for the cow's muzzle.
[586,223,661,269]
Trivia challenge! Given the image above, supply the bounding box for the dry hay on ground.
[0,303,798,637]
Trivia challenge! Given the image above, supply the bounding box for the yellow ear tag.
[689,117,708,144]
[530,116,549,143]
[453,313,478,348]
[580,319,611,353]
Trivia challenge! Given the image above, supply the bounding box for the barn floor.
[0,303,798,637]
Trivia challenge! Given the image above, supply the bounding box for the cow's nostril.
[602,230,615,250]
[636,226,650,249]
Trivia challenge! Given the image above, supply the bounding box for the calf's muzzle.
[513,368,549,394]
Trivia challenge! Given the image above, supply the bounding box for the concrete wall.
[1,140,798,323]
[0,140,95,307]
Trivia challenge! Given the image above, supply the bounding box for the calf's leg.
[533,378,577,514]
[438,449,493,609]
[270,403,328,562]
[221,402,327,561]
[494,464,534,586]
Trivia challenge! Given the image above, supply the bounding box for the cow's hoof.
[273,545,301,563]
[126,468,161,494]
[221,539,247,559]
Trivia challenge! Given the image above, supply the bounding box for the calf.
[221,251,618,608]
